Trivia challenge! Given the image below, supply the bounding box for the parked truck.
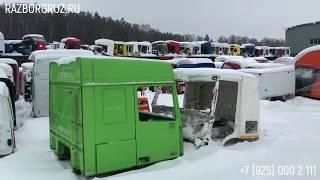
[49,56,183,176]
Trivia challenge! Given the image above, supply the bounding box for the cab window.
[137,86,175,121]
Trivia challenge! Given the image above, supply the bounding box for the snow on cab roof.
[174,68,257,82]
[55,55,171,65]
[0,58,18,65]
[225,58,257,68]
[138,41,151,46]
[95,39,114,46]
[168,58,213,65]
[5,40,22,44]
[22,34,44,39]
[34,50,94,62]
[61,37,79,42]
[152,40,165,44]
[215,55,243,62]
[246,62,285,69]
[274,57,295,65]
[294,45,320,62]
[241,65,295,74]
[21,62,34,70]
[29,49,93,61]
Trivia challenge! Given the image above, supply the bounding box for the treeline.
[217,35,285,47]
[0,4,285,46]
[0,4,197,44]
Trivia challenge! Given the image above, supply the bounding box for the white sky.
[2,0,320,40]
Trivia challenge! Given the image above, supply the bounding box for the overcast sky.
[3,0,320,40]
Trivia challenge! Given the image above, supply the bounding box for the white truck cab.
[31,49,93,117]
[0,70,15,156]
[153,68,260,146]
[94,39,114,56]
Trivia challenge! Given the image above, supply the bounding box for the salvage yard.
[0,97,319,180]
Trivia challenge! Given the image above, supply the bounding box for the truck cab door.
[134,85,182,165]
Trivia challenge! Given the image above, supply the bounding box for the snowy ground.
[0,97,320,180]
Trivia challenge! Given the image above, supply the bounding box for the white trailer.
[241,66,295,100]
[31,50,93,117]
[0,71,15,156]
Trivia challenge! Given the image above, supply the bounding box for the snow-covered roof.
[255,46,269,50]
[254,57,269,61]
[34,50,94,63]
[246,62,284,69]
[166,40,180,44]
[21,62,34,70]
[94,39,114,46]
[55,55,171,65]
[224,58,257,69]
[4,40,22,44]
[138,41,151,46]
[169,58,213,65]
[211,42,223,47]
[22,34,44,39]
[242,43,255,47]
[174,68,257,82]
[152,40,165,44]
[61,37,79,43]
[29,49,93,61]
[127,41,138,45]
[0,81,9,97]
[223,44,231,48]
[0,58,18,65]
[241,65,295,74]
[114,41,127,45]
[274,57,295,65]
[294,45,320,62]
[215,55,243,62]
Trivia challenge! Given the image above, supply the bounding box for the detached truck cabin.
[31,50,94,117]
[0,80,15,156]
[49,57,183,176]
[295,45,320,99]
[154,68,260,146]
[0,69,16,127]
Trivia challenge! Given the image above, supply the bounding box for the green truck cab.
[49,57,183,176]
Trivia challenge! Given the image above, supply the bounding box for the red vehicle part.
[36,41,46,50]
[296,51,320,99]
[138,97,150,112]
[222,61,241,69]
[62,37,81,49]
[167,41,181,54]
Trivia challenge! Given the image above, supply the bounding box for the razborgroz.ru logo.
[4,3,81,14]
